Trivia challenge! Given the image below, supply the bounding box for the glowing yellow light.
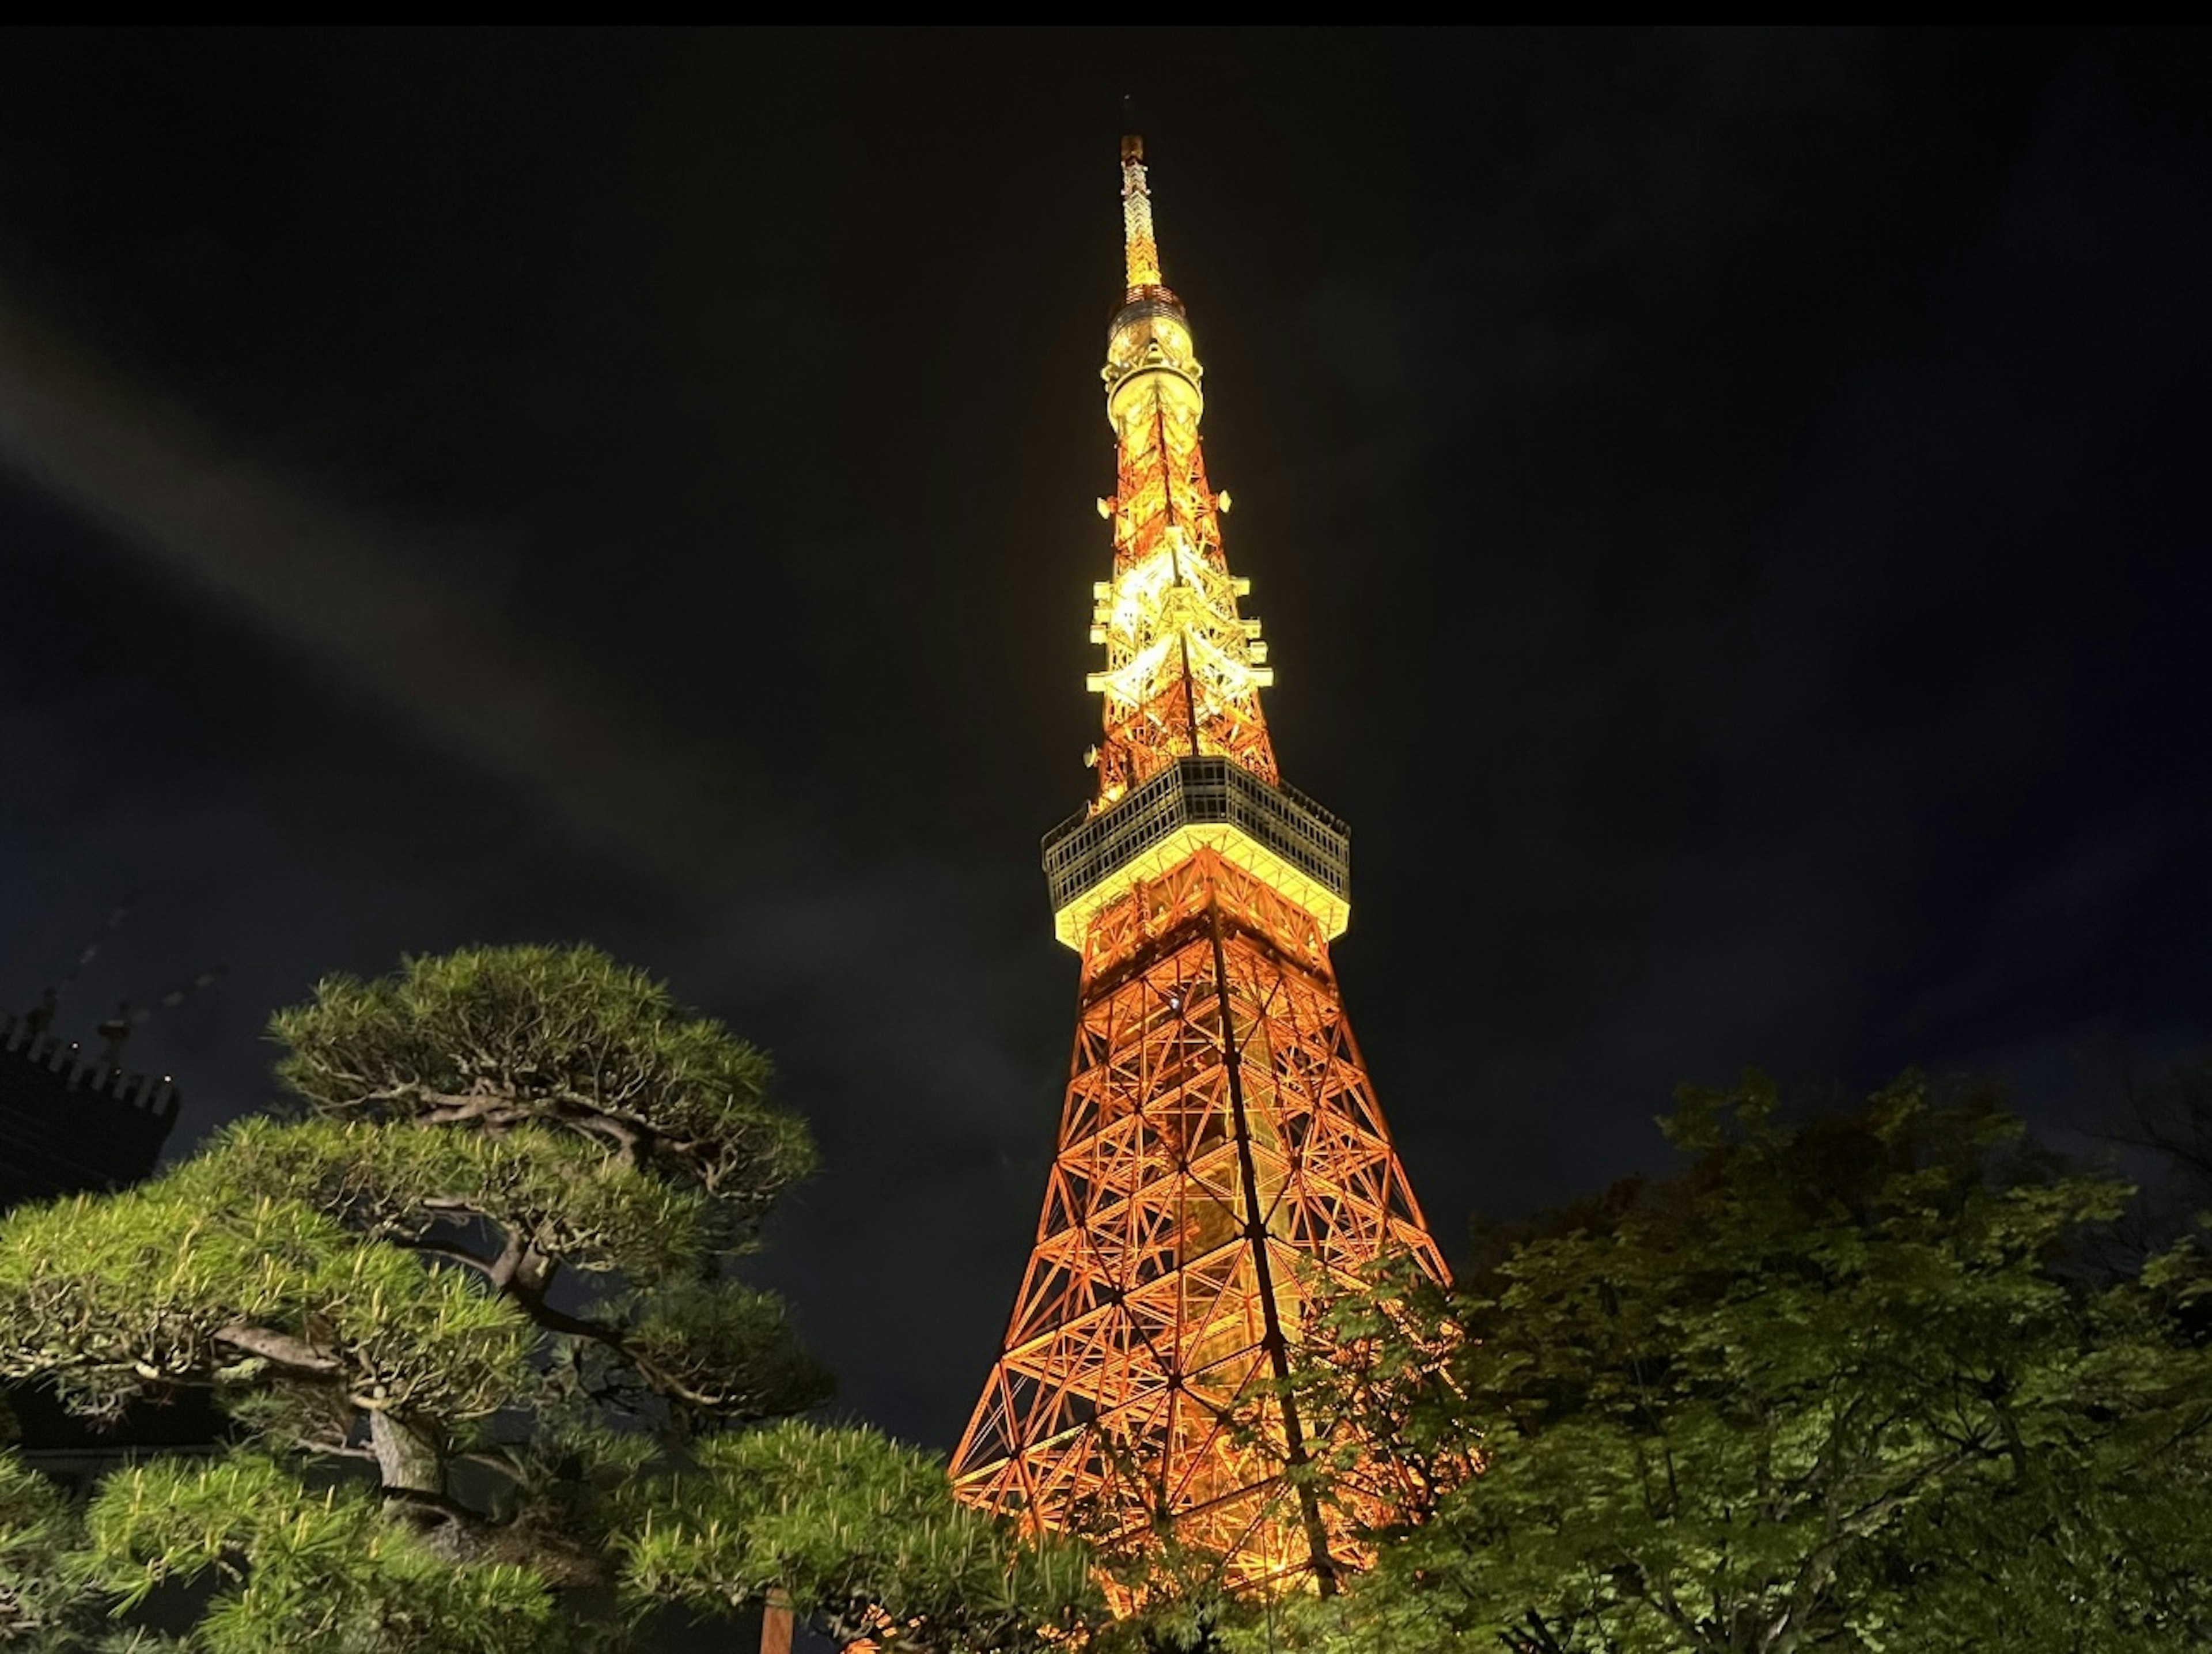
[1120,137,1163,290]
[1050,821,1350,949]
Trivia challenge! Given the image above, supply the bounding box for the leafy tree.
[1840,1231,2212,1653]
[2117,1059,2212,1253]
[1237,1073,2212,1654]
[0,945,1097,1652]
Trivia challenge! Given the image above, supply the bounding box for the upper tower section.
[1120,133,1163,292]
[1088,135,1280,812]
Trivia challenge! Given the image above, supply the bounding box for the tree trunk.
[369,1410,446,1527]
[760,1592,794,1654]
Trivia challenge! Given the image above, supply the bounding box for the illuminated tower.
[950,136,1448,1595]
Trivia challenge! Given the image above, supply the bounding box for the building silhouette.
[0,1004,179,1212]
[0,995,214,1486]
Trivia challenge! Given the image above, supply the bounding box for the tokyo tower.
[949,134,1448,1594]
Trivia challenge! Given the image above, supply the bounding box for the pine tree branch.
[213,1323,342,1376]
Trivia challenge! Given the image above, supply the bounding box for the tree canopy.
[1221,1073,2212,1654]
[0,945,1096,1652]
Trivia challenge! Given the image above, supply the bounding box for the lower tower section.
[952,764,1446,1592]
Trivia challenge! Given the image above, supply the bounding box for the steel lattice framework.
[950,135,1447,1596]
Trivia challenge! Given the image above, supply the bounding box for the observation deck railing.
[1041,756,1350,914]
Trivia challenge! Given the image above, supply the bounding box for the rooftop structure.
[0,1006,179,1212]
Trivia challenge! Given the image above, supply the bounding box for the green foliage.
[1235,1073,2211,1654]
[0,1168,534,1425]
[1287,1249,1479,1539]
[78,1455,549,1654]
[0,945,1082,1653]
[1,1452,86,1647]
[1838,1227,2212,1652]
[270,945,815,1211]
[620,1420,1101,1650]
[209,1116,712,1284]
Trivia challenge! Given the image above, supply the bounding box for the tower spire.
[1120,131,1162,292]
[1088,139,1279,817]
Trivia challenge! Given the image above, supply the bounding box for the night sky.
[2,29,2208,1448]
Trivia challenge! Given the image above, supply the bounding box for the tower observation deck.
[950,135,1448,1596]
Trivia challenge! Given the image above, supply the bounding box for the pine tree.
[0,945,1096,1652]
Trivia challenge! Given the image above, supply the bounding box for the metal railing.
[1042,758,1350,912]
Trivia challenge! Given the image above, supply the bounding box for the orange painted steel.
[950,136,1447,1598]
